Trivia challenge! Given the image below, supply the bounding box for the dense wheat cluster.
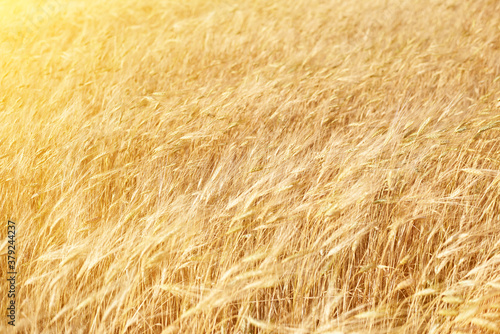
[1,0,500,332]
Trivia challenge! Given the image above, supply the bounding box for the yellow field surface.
[1,0,500,332]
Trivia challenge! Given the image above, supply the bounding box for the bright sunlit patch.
[0,0,34,23]
[0,0,67,28]
[0,0,70,50]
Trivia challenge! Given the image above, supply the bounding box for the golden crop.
[1,0,500,332]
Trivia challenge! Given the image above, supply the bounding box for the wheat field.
[1,0,500,333]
